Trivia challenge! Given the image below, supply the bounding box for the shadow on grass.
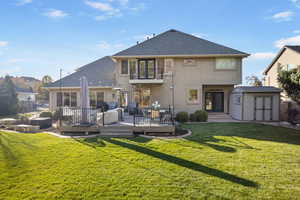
[103,138,258,188]
[74,137,106,148]
[184,123,300,146]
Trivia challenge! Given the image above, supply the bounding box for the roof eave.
[44,86,114,90]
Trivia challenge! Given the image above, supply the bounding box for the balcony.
[129,73,164,84]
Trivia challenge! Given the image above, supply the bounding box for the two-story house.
[46,29,249,114]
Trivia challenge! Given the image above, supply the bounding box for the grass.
[1,123,300,200]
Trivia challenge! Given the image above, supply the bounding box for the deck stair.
[99,126,134,137]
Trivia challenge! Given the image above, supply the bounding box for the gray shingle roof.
[114,29,249,57]
[286,45,300,53]
[46,56,116,88]
[15,87,34,93]
[233,86,282,93]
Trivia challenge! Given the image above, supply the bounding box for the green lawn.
[1,123,300,200]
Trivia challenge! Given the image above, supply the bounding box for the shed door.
[254,96,273,121]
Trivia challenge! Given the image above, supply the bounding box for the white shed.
[230,86,281,121]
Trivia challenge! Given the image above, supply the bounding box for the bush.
[39,111,53,118]
[194,110,208,122]
[189,113,197,122]
[175,112,189,123]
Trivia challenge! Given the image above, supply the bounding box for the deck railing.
[59,107,103,126]
[133,106,174,127]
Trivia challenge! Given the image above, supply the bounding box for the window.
[187,89,199,104]
[57,92,62,107]
[96,92,104,108]
[121,60,129,75]
[157,59,165,78]
[63,92,70,107]
[183,59,196,66]
[71,92,77,107]
[234,95,241,105]
[165,59,174,73]
[216,58,237,70]
[129,60,137,75]
[89,92,96,107]
[287,64,297,71]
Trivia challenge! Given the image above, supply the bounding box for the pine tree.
[0,75,19,115]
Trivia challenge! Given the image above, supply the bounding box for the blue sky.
[0,0,300,83]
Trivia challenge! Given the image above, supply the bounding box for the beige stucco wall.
[114,57,242,113]
[49,88,115,111]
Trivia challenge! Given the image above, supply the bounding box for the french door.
[138,59,155,79]
[205,92,224,112]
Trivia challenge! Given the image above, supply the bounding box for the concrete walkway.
[207,113,240,122]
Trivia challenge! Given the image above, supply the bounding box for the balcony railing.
[129,73,164,84]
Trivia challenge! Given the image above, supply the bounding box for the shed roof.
[45,56,116,88]
[233,86,282,93]
[113,29,249,57]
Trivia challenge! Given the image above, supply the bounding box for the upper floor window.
[121,60,129,75]
[129,60,137,75]
[216,58,237,70]
[165,59,174,73]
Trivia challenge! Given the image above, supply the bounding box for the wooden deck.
[59,124,175,136]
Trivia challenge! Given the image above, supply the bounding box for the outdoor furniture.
[30,117,52,129]
[14,124,40,133]
[0,118,18,126]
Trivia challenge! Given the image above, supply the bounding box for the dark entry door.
[205,92,224,112]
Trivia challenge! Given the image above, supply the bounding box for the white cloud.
[85,1,118,12]
[16,0,32,6]
[133,34,153,41]
[129,3,145,11]
[0,66,21,75]
[274,34,300,48]
[0,41,8,47]
[97,41,126,50]
[192,33,208,38]
[44,9,69,18]
[249,52,276,60]
[272,11,294,21]
[293,30,300,33]
[290,0,300,8]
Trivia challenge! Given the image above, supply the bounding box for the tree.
[246,75,263,87]
[0,75,19,115]
[278,69,300,104]
[37,75,53,103]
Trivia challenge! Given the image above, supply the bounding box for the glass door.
[205,92,224,112]
[138,59,155,79]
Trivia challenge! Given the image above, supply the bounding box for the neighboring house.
[263,45,300,100]
[16,87,37,102]
[46,29,249,114]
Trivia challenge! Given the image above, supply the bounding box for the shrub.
[39,111,53,118]
[175,112,189,123]
[194,110,208,122]
[19,115,30,124]
[189,113,197,122]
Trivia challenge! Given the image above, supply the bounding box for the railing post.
[133,111,136,127]
[102,106,105,126]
